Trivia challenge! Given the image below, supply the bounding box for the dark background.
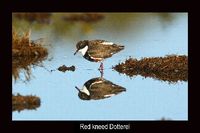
[0,0,194,132]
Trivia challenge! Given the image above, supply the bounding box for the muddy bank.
[113,55,188,82]
[13,13,52,24]
[12,94,40,112]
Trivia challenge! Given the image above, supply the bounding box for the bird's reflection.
[75,77,126,100]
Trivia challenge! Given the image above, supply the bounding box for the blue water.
[12,13,188,120]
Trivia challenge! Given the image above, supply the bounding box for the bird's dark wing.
[87,42,124,59]
[89,79,126,100]
[91,40,107,44]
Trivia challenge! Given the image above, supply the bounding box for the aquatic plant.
[113,55,188,83]
[12,29,48,81]
[12,55,48,82]
[12,93,40,112]
[57,65,75,72]
[12,29,48,57]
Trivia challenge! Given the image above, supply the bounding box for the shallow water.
[12,13,188,120]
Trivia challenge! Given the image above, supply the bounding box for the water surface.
[12,13,188,120]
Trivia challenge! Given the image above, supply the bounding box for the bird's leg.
[99,62,103,73]
[100,62,104,70]
[100,68,104,78]
[98,62,104,71]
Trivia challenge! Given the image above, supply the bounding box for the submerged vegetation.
[12,93,40,112]
[113,55,188,83]
[58,65,75,72]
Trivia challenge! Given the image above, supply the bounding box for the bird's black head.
[75,86,90,100]
[74,40,89,55]
[78,92,90,100]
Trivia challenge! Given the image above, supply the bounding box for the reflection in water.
[12,93,40,112]
[113,55,188,83]
[75,77,126,100]
[12,55,48,82]
[12,29,48,82]
[160,117,172,121]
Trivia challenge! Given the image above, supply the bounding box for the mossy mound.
[113,55,188,82]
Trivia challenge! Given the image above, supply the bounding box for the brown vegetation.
[12,30,48,57]
[12,55,48,81]
[12,29,48,81]
[62,13,105,22]
[58,65,75,72]
[12,93,40,112]
[13,13,52,24]
[113,55,188,83]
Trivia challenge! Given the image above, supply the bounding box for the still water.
[12,13,188,120]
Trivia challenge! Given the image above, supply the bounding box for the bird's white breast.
[79,45,88,56]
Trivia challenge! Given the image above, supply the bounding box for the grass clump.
[12,93,40,112]
[12,29,48,81]
[113,55,188,83]
[12,29,48,57]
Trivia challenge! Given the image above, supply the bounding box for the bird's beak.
[75,86,81,92]
[74,49,79,55]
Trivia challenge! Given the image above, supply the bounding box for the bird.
[75,77,126,100]
[74,40,124,72]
